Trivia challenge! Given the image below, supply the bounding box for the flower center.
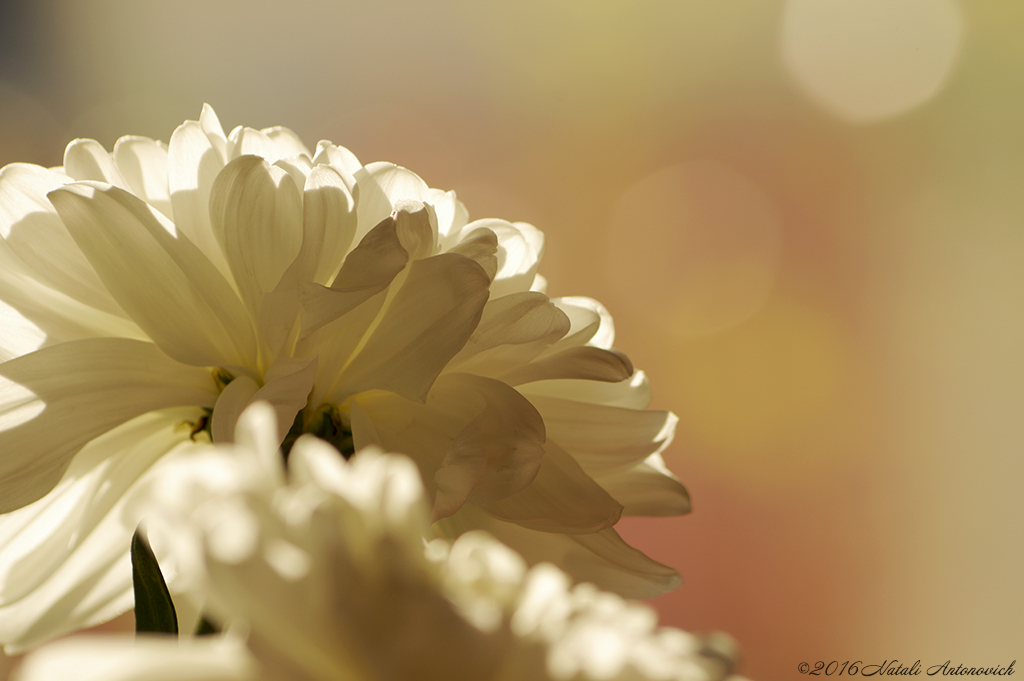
[282,403,355,464]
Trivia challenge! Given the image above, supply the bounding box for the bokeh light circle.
[605,160,781,339]
[780,0,964,124]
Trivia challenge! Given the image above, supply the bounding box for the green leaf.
[131,528,178,636]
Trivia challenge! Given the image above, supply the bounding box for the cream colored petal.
[13,634,255,681]
[250,356,318,444]
[49,182,257,368]
[429,188,469,249]
[496,346,633,386]
[530,273,547,293]
[0,338,216,513]
[447,226,497,281]
[263,125,312,160]
[0,413,181,605]
[526,395,677,477]
[446,292,570,375]
[199,104,228,152]
[464,219,544,299]
[297,215,407,338]
[227,125,279,162]
[439,508,681,599]
[481,441,623,534]
[0,414,195,650]
[328,253,489,403]
[211,376,259,445]
[62,139,130,190]
[273,155,313,194]
[303,290,389,409]
[431,374,547,520]
[291,164,357,286]
[255,284,301,364]
[311,141,362,176]
[352,162,431,243]
[594,454,692,517]
[112,136,172,218]
[547,296,616,350]
[517,369,653,410]
[393,200,438,261]
[0,163,125,317]
[210,155,304,310]
[0,245,145,348]
[167,118,230,278]
[0,297,45,361]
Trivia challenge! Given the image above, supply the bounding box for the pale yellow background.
[1,1,1021,678]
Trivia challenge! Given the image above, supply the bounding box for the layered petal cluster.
[0,106,686,649]
[15,405,739,681]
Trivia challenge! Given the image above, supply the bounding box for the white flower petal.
[329,253,490,403]
[447,291,570,374]
[210,376,259,445]
[549,296,616,350]
[199,103,229,157]
[233,401,284,476]
[448,510,681,599]
[526,394,677,477]
[0,297,45,361]
[352,162,430,243]
[594,454,692,517]
[466,219,544,299]
[0,338,216,512]
[263,125,312,160]
[431,374,547,520]
[13,634,255,681]
[167,118,230,278]
[49,182,257,368]
[0,413,195,651]
[250,356,318,443]
[300,164,357,286]
[210,155,304,307]
[481,441,623,534]
[429,188,469,249]
[296,215,407,339]
[517,369,653,410]
[446,226,498,281]
[0,247,144,347]
[62,139,130,190]
[112,135,172,218]
[393,200,438,261]
[497,346,633,386]
[0,163,124,317]
[311,141,362,176]
[227,126,279,162]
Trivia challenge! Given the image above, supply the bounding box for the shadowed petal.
[0,338,217,512]
[480,441,623,534]
[0,413,199,651]
[112,136,172,218]
[210,155,304,313]
[49,182,257,368]
[167,119,229,279]
[328,253,490,404]
[0,163,124,317]
[594,454,692,517]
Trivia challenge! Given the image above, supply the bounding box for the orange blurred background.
[1,1,1022,679]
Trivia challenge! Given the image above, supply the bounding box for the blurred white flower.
[14,403,738,681]
[0,106,686,649]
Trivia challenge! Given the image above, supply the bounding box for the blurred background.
[1,0,1022,678]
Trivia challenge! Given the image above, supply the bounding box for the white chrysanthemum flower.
[14,404,739,681]
[0,106,686,649]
